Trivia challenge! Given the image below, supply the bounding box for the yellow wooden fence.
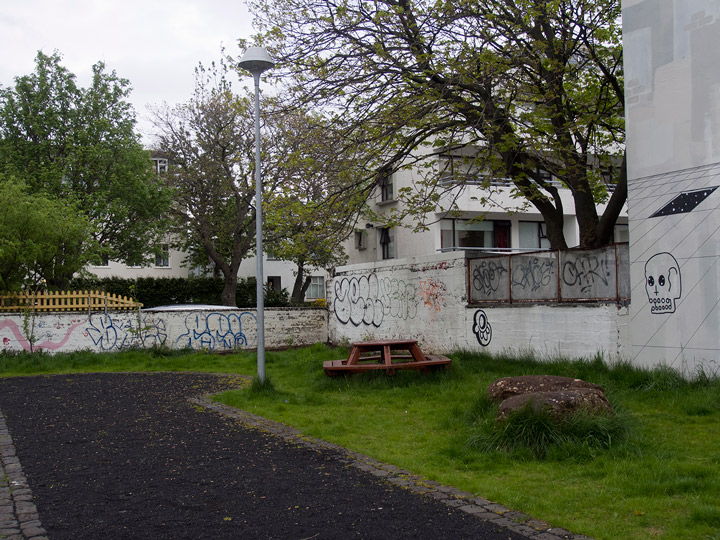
[0,290,142,313]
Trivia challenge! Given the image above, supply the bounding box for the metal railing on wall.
[0,290,142,313]
[468,243,630,304]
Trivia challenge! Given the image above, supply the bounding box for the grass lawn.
[1,344,719,540]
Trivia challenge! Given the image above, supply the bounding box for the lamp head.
[238,47,275,75]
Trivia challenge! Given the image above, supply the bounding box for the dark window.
[379,227,395,259]
[267,276,281,293]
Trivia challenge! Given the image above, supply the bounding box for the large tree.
[248,0,626,249]
[153,61,362,305]
[0,51,171,285]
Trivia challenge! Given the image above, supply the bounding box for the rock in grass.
[487,375,605,404]
[496,388,614,423]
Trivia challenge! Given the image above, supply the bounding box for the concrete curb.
[191,396,594,540]
[0,406,48,540]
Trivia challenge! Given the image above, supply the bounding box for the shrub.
[66,276,289,308]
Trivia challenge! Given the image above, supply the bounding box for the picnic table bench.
[323,339,451,376]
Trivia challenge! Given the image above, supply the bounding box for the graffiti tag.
[512,258,554,292]
[472,310,492,346]
[562,255,611,294]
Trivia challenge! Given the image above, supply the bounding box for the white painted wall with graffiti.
[0,307,327,354]
[328,251,630,361]
[624,1,720,377]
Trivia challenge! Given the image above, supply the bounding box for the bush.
[66,276,289,308]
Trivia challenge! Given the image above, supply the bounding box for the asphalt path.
[0,372,534,540]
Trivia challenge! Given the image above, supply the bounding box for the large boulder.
[487,375,605,404]
[496,387,614,423]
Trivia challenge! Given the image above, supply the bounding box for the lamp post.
[238,47,274,383]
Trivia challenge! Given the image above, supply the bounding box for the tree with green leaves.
[263,110,364,303]
[0,51,171,286]
[152,61,362,305]
[151,62,272,306]
[248,0,625,249]
[0,176,92,291]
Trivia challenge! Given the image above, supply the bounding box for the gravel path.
[0,373,580,540]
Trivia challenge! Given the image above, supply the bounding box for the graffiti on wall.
[561,253,612,294]
[86,314,168,351]
[0,319,86,352]
[333,273,420,327]
[418,278,447,312]
[512,257,554,292]
[176,312,256,350]
[472,310,492,346]
[469,245,626,302]
[645,252,682,314]
[472,260,508,296]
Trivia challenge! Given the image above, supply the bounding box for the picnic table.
[323,339,451,376]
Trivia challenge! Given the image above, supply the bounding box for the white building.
[346,148,628,265]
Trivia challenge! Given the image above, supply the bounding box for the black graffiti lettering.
[472,261,507,295]
[512,258,554,291]
[562,255,611,293]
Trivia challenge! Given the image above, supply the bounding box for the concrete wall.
[624,1,720,376]
[328,252,630,361]
[0,307,327,354]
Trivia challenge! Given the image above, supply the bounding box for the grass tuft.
[248,375,277,395]
[467,400,634,461]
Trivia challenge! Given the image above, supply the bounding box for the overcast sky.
[0,0,257,144]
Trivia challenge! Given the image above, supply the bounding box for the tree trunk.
[220,271,237,306]
[291,261,311,303]
[595,151,628,247]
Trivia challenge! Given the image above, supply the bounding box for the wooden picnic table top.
[349,339,419,348]
[323,338,451,376]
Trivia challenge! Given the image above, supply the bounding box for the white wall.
[329,252,630,361]
[624,0,720,376]
[0,307,327,354]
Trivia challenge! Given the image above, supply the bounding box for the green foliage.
[67,275,290,308]
[0,51,171,285]
[249,0,626,248]
[0,176,93,290]
[249,375,277,395]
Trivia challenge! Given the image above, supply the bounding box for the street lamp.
[238,47,274,383]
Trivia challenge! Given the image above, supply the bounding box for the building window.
[355,230,367,250]
[519,221,551,250]
[306,276,325,299]
[152,158,168,174]
[613,224,629,243]
[379,227,395,259]
[94,253,110,267]
[441,219,511,250]
[155,243,170,267]
[267,276,281,293]
[379,172,394,202]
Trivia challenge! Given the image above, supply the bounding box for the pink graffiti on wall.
[418,278,447,312]
[0,319,86,352]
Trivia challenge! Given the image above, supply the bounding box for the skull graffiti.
[644,252,682,314]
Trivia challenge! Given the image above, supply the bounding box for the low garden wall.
[328,251,630,361]
[0,306,328,354]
